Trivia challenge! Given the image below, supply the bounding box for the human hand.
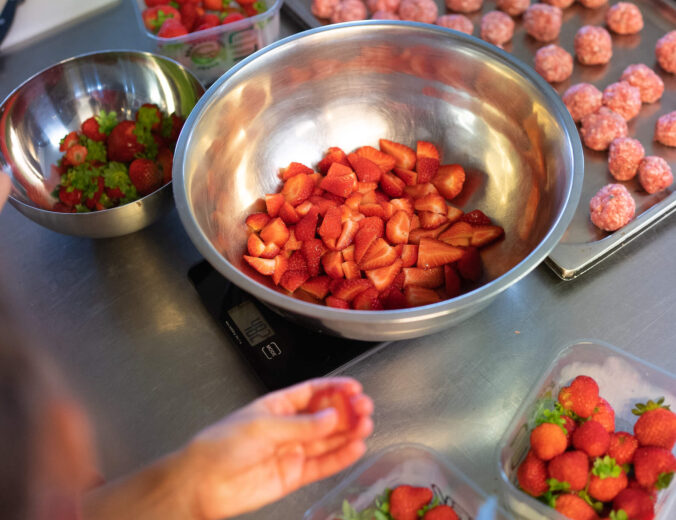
[0,171,10,212]
[180,377,374,519]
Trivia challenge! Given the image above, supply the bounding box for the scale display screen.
[227,300,275,346]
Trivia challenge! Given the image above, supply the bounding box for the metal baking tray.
[283,0,676,280]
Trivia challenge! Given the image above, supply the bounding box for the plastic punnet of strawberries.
[141,0,269,39]
[240,139,505,310]
[336,483,461,520]
[517,375,676,520]
[53,105,183,213]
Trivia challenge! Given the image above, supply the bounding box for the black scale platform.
[189,261,391,390]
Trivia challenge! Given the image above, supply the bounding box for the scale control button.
[262,342,281,359]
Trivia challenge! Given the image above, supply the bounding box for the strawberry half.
[417,238,464,269]
[355,145,396,172]
[317,146,350,174]
[432,164,465,200]
[365,258,403,292]
[379,138,416,170]
[305,387,357,432]
[347,153,383,183]
[282,173,314,206]
[416,141,440,183]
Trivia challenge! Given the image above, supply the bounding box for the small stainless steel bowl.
[0,50,204,238]
[174,22,584,341]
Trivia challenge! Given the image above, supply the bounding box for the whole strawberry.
[591,397,616,433]
[588,455,628,502]
[531,422,568,460]
[547,450,589,491]
[608,432,638,465]
[632,398,676,450]
[129,159,162,196]
[422,504,459,520]
[517,450,549,497]
[573,420,610,458]
[554,493,599,520]
[612,488,655,520]
[632,446,676,490]
[559,375,600,419]
[389,485,433,520]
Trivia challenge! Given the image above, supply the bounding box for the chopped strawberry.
[432,164,465,200]
[295,206,320,241]
[355,145,396,172]
[295,200,314,217]
[385,210,411,245]
[280,270,311,293]
[318,206,343,239]
[281,161,314,181]
[326,296,350,309]
[390,197,414,215]
[457,246,482,281]
[306,387,357,432]
[282,173,314,206]
[356,181,379,194]
[392,166,418,186]
[419,211,448,229]
[416,141,440,183]
[379,139,416,170]
[320,173,356,198]
[301,238,324,277]
[59,131,79,152]
[335,219,359,250]
[352,287,383,310]
[404,285,441,307]
[129,158,162,196]
[400,244,418,267]
[347,153,383,182]
[243,255,276,276]
[317,146,350,174]
[414,194,447,214]
[471,224,504,247]
[331,278,374,302]
[260,217,290,248]
[342,245,355,262]
[260,241,280,259]
[301,276,331,300]
[380,171,405,198]
[322,251,344,279]
[365,258,403,292]
[438,221,473,247]
[341,261,360,280]
[447,205,463,223]
[417,238,464,269]
[461,209,492,225]
[283,229,302,252]
[247,233,265,257]
[359,202,386,218]
[278,201,300,224]
[345,192,363,211]
[354,217,384,263]
[64,144,88,166]
[444,264,462,297]
[403,183,439,199]
[408,223,451,244]
[265,193,285,217]
[359,238,398,270]
[288,250,307,272]
[403,266,444,288]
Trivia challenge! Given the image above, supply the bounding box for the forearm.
[81,450,199,520]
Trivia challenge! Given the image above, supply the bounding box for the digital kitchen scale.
[189,260,391,390]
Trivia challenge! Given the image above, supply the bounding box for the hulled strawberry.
[632,398,676,450]
[108,120,144,162]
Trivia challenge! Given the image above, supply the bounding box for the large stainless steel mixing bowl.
[1,50,204,238]
[174,22,584,341]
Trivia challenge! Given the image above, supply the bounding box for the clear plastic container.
[132,0,283,85]
[304,442,513,520]
[497,339,676,520]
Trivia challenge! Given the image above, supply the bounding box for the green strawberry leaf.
[578,490,604,513]
[547,478,571,493]
[95,110,118,135]
[609,510,629,520]
[591,455,622,479]
[632,397,670,416]
[535,405,568,435]
[656,471,674,490]
[538,490,557,509]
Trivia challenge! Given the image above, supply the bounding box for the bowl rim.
[173,21,584,323]
[2,49,204,215]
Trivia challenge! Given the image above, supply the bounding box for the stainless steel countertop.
[1,2,675,518]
